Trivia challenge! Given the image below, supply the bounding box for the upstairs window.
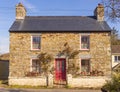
[81,35,89,50]
[31,35,41,50]
[32,59,40,73]
[114,56,120,62]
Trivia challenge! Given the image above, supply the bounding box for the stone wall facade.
[9,32,111,87]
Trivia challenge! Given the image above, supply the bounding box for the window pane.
[118,56,120,61]
[32,36,40,49]
[57,61,60,71]
[32,59,40,72]
[62,60,65,71]
[115,56,118,61]
[81,60,90,72]
[81,36,89,49]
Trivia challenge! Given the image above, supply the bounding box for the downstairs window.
[31,59,40,73]
[81,59,90,73]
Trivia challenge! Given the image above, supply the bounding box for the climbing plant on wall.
[58,42,80,75]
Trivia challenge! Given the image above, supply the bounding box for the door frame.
[54,58,66,81]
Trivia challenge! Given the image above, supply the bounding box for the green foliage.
[25,72,41,77]
[103,73,120,92]
[65,85,71,88]
[90,70,104,76]
[60,42,80,59]
[111,27,120,45]
[38,52,53,63]
[37,52,54,75]
[59,42,80,75]
[0,55,1,60]
[0,80,8,88]
[69,50,80,59]
[1,80,8,85]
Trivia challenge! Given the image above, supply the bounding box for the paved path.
[0,88,101,92]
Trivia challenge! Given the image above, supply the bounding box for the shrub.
[25,72,41,77]
[102,73,120,92]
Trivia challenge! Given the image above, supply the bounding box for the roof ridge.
[25,16,94,18]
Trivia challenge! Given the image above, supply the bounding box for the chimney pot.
[94,4,104,21]
[16,3,26,19]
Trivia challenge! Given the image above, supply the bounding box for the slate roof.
[112,45,120,53]
[9,16,111,32]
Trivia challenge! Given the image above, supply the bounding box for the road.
[0,88,101,92]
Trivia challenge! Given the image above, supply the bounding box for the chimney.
[94,4,104,21]
[16,3,26,19]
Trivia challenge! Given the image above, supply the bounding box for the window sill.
[80,49,90,51]
[30,49,40,51]
[114,61,120,62]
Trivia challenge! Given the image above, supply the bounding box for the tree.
[111,27,120,45]
[0,55,1,60]
[102,0,120,21]
[37,52,54,76]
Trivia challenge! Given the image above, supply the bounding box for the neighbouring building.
[9,3,112,88]
[0,53,9,80]
[112,45,120,72]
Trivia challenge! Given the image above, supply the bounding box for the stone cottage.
[9,3,111,88]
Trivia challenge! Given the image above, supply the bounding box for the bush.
[25,72,41,77]
[102,73,120,92]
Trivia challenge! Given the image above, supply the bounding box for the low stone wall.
[67,74,111,88]
[9,74,110,88]
[9,77,46,86]
[9,74,53,87]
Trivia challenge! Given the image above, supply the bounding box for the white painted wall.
[112,54,120,67]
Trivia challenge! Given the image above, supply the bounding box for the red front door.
[55,59,66,81]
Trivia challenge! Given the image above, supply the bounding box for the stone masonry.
[9,32,111,87]
[9,32,111,77]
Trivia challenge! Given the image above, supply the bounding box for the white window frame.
[30,59,40,73]
[31,35,41,50]
[80,35,90,50]
[80,59,91,73]
[114,56,120,62]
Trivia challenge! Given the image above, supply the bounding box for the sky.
[0,0,120,54]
